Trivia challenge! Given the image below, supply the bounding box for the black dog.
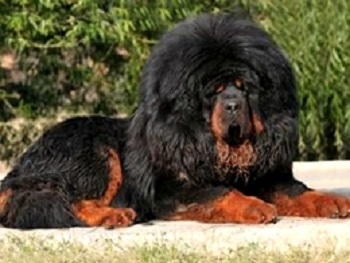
[1,12,349,229]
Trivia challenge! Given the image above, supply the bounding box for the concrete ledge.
[293,160,350,174]
[293,161,350,190]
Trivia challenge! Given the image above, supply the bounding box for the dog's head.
[200,71,266,172]
[208,78,263,146]
[133,12,298,177]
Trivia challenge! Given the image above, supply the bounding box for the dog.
[0,12,349,229]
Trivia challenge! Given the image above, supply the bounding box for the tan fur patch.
[0,189,12,215]
[71,149,133,227]
[215,139,256,174]
[233,78,243,89]
[252,113,264,134]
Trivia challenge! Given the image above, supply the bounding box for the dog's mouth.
[223,124,243,146]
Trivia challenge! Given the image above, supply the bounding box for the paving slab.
[0,161,350,253]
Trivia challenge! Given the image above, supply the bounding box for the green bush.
[0,0,349,163]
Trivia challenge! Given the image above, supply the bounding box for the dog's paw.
[274,191,350,218]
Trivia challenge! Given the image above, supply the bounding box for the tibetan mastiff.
[1,12,349,229]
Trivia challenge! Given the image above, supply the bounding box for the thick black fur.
[0,12,309,229]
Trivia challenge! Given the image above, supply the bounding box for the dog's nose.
[225,102,239,114]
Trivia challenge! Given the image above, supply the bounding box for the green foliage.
[0,0,349,162]
[255,0,350,160]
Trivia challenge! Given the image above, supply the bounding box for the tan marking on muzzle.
[211,100,256,175]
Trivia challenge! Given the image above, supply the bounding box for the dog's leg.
[71,200,135,228]
[0,149,136,229]
[252,170,350,219]
[164,188,277,224]
[70,149,136,228]
[266,180,350,218]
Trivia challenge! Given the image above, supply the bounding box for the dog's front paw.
[273,191,350,218]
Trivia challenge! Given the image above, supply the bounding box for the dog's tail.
[0,174,83,229]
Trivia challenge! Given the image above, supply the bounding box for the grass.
[1,235,350,263]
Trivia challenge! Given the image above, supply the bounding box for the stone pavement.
[0,161,349,253]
